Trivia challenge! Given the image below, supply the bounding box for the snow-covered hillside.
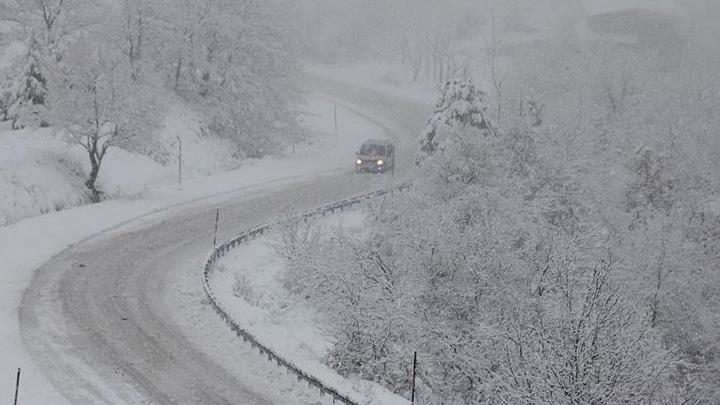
[0,100,241,227]
[0,125,87,225]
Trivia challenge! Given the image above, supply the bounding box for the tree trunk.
[174,56,183,90]
[85,144,104,203]
[85,164,101,203]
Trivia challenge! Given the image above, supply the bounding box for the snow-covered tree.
[6,34,49,128]
[416,80,491,165]
[48,42,156,201]
[103,0,161,82]
[0,0,101,128]
[499,258,669,404]
[2,0,73,33]
[150,0,302,158]
[0,86,10,121]
[277,35,720,401]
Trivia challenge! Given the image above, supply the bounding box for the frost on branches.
[1,0,75,128]
[0,0,303,199]
[278,45,720,402]
[416,80,491,165]
[158,0,303,159]
[6,35,49,129]
[48,43,155,201]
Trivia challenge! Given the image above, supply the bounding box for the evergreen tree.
[7,35,49,129]
[416,80,491,165]
[0,81,12,121]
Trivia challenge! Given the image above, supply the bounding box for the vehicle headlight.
[377,160,384,165]
[356,159,362,165]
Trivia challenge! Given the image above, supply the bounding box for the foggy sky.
[581,0,680,15]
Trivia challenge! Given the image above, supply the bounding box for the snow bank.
[0,123,180,226]
[0,126,89,226]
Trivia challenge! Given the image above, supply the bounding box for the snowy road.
[18,79,430,404]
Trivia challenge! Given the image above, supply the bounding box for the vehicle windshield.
[360,144,386,156]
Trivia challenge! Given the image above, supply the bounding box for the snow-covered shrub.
[278,214,414,392]
[498,258,669,404]
[233,273,263,307]
[0,133,90,226]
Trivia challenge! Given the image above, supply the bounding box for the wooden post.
[176,135,183,186]
[411,352,417,404]
[212,209,220,247]
[14,368,21,405]
[334,103,338,144]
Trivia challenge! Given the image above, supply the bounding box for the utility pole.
[176,135,183,186]
[14,368,21,405]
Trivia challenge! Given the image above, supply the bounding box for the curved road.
[19,78,429,404]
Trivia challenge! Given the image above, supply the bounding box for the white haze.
[2,0,720,404]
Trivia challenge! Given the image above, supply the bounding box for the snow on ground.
[0,99,239,226]
[305,62,437,106]
[211,208,410,405]
[0,125,89,225]
[0,94,387,405]
[0,40,24,71]
[1,92,380,227]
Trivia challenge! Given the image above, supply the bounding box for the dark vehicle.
[355,139,395,174]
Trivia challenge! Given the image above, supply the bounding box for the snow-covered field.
[211,208,410,405]
[1,94,389,404]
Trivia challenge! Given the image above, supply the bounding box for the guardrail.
[202,182,411,405]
